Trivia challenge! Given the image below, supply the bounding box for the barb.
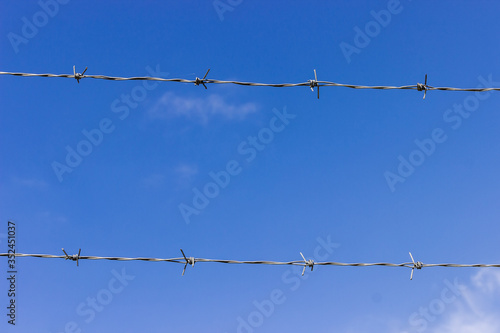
[309,69,319,99]
[73,66,87,84]
[62,248,81,266]
[300,252,314,276]
[180,249,195,276]
[417,74,429,99]
[194,68,210,89]
[409,252,423,280]
[1,252,499,279]
[2,70,500,97]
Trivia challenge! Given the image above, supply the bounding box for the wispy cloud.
[36,211,68,224]
[174,164,198,188]
[140,173,166,188]
[429,270,500,333]
[148,92,258,123]
[139,165,198,190]
[387,269,500,333]
[12,177,48,189]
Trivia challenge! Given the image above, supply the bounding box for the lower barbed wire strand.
[1,253,499,269]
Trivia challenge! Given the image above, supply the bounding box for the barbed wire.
[3,68,500,278]
[1,250,499,279]
[2,68,500,99]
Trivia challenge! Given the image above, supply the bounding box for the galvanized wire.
[2,70,500,96]
[2,252,499,269]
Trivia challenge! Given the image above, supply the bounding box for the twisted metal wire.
[2,70,500,93]
[2,252,499,268]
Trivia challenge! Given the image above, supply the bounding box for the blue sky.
[2,1,500,332]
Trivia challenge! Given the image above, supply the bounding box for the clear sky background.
[1,1,500,332]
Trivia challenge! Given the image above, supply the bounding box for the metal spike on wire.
[300,252,314,276]
[409,252,423,280]
[194,68,210,89]
[417,74,429,99]
[62,248,81,266]
[180,249,195,276]
[3,69,500,99]
[309,69,320,99]
[73,66,87,84]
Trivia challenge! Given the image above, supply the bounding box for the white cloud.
[470,269,500,294]
[175,164,198,179]
[12,177,48,188]
[36,211,68,224]
[377,269,500,333]
[140,173,166,188]
[148,92,258,123]
[174,164,198,188]
[138,165,198,189]
[429,269,500,333]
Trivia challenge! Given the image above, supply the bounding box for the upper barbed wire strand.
[2,70,500,92]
